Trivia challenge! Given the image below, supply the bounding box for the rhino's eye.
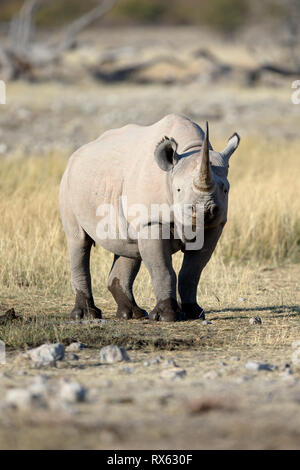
[177,188,181,192]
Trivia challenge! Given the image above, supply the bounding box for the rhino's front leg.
[107,255,148,320]
[138,231,182,322]
[178,226,223,320]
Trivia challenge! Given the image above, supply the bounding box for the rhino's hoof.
[149,299,183,322]
[182,303,205,320]
[70,305,102,321]
[116,306,148,320]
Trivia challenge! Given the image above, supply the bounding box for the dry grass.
[0,137,299,349]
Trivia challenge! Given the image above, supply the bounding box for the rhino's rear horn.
[155,136,178,172]
[193,121,215,193]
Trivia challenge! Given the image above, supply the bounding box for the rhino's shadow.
[206,304,300,320]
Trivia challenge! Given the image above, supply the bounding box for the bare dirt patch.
[0,265,299,450]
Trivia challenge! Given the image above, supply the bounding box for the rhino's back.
[62,114,205,222]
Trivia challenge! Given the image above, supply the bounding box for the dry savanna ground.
[0,27,300,450]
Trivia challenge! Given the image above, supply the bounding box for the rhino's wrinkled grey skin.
[59,114,240,322]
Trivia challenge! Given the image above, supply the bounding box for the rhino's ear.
[221,133,240,161]
[155,136,178,171]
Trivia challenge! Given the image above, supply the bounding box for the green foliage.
[0,0,290,32]
[197,0,249,32]
[115,0,166,23]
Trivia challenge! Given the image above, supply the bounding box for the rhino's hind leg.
[107,255,148,320]
[68,234,102,321]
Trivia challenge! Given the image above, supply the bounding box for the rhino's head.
[154,122,240,239]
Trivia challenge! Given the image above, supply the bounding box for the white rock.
[99,345,130,364]
[122,366,134,374]
[161,368,186,380]
[291,340,300,350]
[202,320,212,325]
[143,355,163,366]
[59,381,87,403]
[66,342,87,352]
[162,359,178,368]
[292,349,300,367]
[6,388,46,409]
[65,352,79,361]
[249,317,262,325]
[245,361,277,371]
[27,343,65,367]
[0,143,7,155]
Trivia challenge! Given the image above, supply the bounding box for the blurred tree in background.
[0,0,294,32]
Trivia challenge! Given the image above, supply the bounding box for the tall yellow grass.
[0,138,299,305]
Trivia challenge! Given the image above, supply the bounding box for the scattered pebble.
[249,317,262,325]
[291,349,300,367]
[59,381,87,404]
[122,366,134,374]
[65,353,79,361]
[26,343,65,367]
[162,359,177,368]
[291,340,300,350]
[279,364,294,379]
[238,297,247,302]
[161,368,186,380]
[66,342,87,352]
[0,143,8,155]
[245,361,278,372]
[99,345,130,364]
[143,355,163,366]
[202,320,212,325]
[6,388,47,410]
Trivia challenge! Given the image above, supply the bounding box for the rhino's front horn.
[193,121,215,193]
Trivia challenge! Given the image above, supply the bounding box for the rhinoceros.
[59,114,240,322]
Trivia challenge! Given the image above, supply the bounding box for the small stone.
[162,359,177,368]
[202,320,212,325]
[279,364,294,379]
[59,381,87,403]
[249,317,262,325]
[245,361,277,372]
[238,297,247,302]
[65,353,79,361]
[122,366,134,374]
[291,349,300,367]
[27,343,65,367]
[143,355,163,366]
[291,340,300,350]
[99,345,130,364]
[161,368,186,380]
[66,342,87,352]
[0,143,7,155]
[6,388,47,410]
